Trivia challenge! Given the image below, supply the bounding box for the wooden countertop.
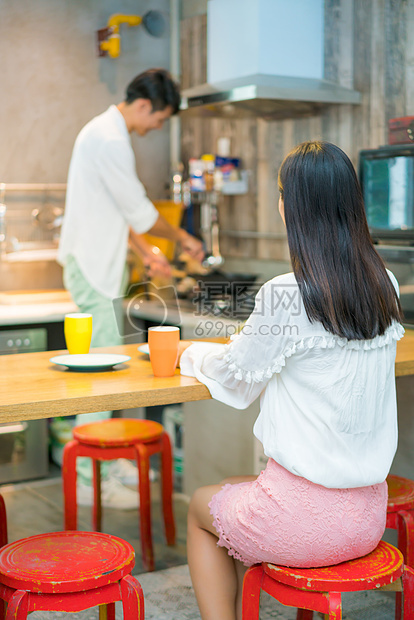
[0,343,211,422]
[394,328,414,377]
[0,331,413,423]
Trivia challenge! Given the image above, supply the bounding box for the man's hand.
[178,230,204,263]
[146,215,205,264]
[129,231,172,278]
[143,246,172,278]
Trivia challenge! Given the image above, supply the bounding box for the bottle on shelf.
[201,154,215,192]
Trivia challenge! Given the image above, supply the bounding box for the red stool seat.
[63,418,176,572]
[73,419,164,447]
[242,541,414,619]
[386,475,414,572]
[0,531,132,593]
[0,531,144,619]
[387,475,414,515]
[264,540,402,591]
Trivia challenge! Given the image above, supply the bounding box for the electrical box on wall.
[207,0,324,83]
[388,116,414,145]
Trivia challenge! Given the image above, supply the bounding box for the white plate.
[50,353,131,372]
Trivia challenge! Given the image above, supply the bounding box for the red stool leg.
[62,439,80,530]
[5,590,29,619]
[242,564,263,619]
[120,574,145,620]
[0,495,7,548]
[401,565,414,620]
[0,598,5,619]
[135,444,154,572]
[396,510,414,617]
[160,432,176,546]
[93,459,102,532]
[397,510,414,568]
[296,610,314,619]
[327,592,342,619]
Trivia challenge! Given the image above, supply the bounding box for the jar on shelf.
[201,154,215,192]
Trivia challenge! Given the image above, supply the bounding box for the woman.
[179,141,404,620]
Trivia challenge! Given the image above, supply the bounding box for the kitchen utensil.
[187,270,259,318]
[188,269,258,295]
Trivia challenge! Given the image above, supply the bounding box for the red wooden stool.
[62,418,176,572]
[242,540,414,619]
[0,494,7,549]
[0,530,144,619]
[387,474,414,567]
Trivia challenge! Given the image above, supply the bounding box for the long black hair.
[278,141,403,340]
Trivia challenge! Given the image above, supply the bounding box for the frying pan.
[186,269,259,299]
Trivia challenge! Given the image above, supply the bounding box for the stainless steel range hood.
[180,73,362,120]
[181,0,361,120]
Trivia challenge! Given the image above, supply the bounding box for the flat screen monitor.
[359,144,414,242]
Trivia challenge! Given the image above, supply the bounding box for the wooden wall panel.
[369,0,387,149]
[406,1,414,108]
[384,0,407,122]
[180,1,414,261]
[352,0,372,155]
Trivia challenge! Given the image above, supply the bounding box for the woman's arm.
[179,278,294,409]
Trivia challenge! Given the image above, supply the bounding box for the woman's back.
[254,274,402,489]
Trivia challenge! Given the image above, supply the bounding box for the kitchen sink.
[3,248,58,263]
[0,256,63,291]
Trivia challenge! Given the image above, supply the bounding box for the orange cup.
[148,326,180,377]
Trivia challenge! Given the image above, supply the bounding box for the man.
[58,68,203,509]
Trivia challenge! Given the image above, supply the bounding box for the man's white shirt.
[58,105,159,299]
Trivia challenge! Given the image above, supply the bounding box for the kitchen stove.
[177,269,262,321]
[187,280,262,321]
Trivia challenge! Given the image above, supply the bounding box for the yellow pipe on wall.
[100,14,143,58]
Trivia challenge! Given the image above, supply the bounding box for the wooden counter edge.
[0,383,212,422]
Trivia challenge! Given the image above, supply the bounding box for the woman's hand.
[177,340,193,367]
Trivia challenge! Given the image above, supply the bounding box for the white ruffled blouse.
[180,271,404,489]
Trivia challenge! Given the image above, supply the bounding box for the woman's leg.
[235,561,248,620]
[187,476,256,620]
[188,484,238,620]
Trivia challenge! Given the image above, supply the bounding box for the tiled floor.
[0,474,189,574]
[0,475,400,619]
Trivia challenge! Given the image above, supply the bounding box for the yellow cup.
[64,313,93,355]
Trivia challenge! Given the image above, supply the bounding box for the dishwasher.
[0,327,49,483]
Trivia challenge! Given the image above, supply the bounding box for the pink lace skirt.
[209,458,388,567]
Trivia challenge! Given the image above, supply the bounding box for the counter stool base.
[242,540,414,619]
[0,530,144,619]
[63,418,176,572]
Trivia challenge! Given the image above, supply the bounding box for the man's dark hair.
[125,68,181,114]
